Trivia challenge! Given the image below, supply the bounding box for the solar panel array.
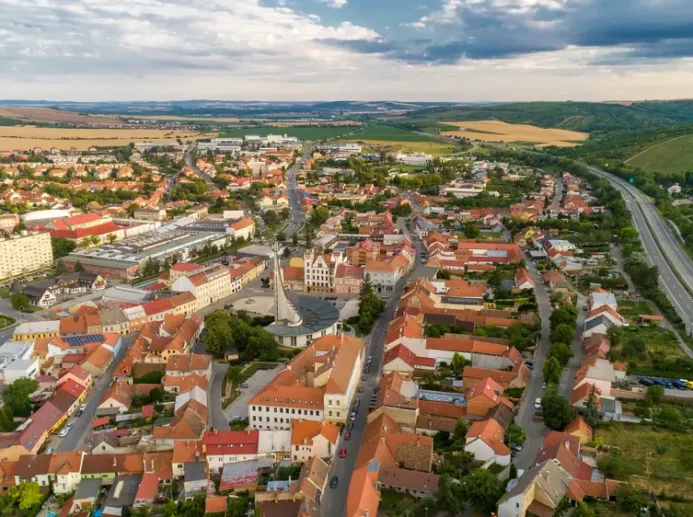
[64,334,105,347]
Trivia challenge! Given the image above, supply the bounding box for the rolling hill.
[402,100,693,133]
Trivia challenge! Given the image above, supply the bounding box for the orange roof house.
[466,377,514,418]
[565,416,593,444]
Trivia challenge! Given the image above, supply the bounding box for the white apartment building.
[303,250,346,293]
[171,264,232,311]
[0,232,53,280]
[395,152,432,166]
[364,261,402,296]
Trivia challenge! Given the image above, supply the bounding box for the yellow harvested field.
[441,120,589,147]
[0,125,212,151]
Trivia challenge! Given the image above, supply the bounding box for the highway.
[585,165,693,342]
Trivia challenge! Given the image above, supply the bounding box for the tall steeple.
[273,241,303,327]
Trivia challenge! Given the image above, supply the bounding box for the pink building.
[334,264,364,294]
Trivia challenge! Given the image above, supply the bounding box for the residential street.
[558,292,587,400]
[55,333,135,452]
[512,261,551,470]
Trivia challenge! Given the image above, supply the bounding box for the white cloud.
[320,0,348,7]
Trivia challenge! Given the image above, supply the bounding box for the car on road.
[330,476,338,489]
[79,404,87,412]
[339,448,347,458]
[361,374,367,381]
[347,422,354,431]
[344,431,351,441]
[541,382,547,390]
[350,413,356,422]
[534,398,542,410]
[59,427,70,438]
[240,382,249,389]
[358,386,364,393]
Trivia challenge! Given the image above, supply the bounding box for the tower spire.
[274,241,303,327]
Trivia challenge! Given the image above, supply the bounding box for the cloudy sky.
[1,0,693,102]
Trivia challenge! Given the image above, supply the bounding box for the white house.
[203,430,259,474]
[464,418,511,466]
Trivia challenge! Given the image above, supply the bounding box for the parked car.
[350,413,356,422]
[358,386,364,393]
[330,476,338,489]
[344,431,351,441]
[640,378,654,386]
[361,374,367,382]
[79,404,87,412]
[534,398,542,410]
[59,428,70,438]
[240,382,249,389]
[347,422,354,431]
[354,399,360,409]
[339,448,347,459]
[541,382,547,390]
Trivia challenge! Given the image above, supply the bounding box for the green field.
[217,126,360,140]
[347,124,438,142]
[627,134,693,174]
[597,423,693,498]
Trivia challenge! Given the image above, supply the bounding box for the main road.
[285,147,314,238]
[320,219,426,517]
[585,165,693,342]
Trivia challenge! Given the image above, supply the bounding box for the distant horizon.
[0,97,692,106]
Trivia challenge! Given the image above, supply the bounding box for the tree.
[55,259,67,275]
[451,352,467,374]
[573,502,596,517]
[645,384,665,406]
[3,378,39,418]
[505,423,526,448]
[227,365,243,388]
[10,292,30,312]
[74,260,85,272]
[542,356,562,385]
[202,311,234,357]
[282,247,291,258]
[107,234,118,244]
[549,341,574,366]
[436,268,451,280]
[8,481,42,511]
[615,483,648,513]
[51,237,76,259]
[276,231,286,242]
[583,385,601,427]
[460,468,504,514]
[292,233,298,246]
[464,224,481,239]
[541,385,574,431]
[550,323,576,345]
[435,474,461,515]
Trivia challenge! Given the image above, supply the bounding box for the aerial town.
[0,108,688,517]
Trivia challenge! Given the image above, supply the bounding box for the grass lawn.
[627,134,693,174]
[0,314,15,330]
[617,300,654,320]
[615,326,691,377]
[596,423,693,499]
[218,126,359,140]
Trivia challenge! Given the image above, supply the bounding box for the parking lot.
[223,365,284,420]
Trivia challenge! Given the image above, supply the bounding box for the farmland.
[218,126,359,140]
[348,124,438,142]
[131,115,361,127]
[626,134,693,174]
[441,120,589,147]
[0,126,208,151]
[0,107,118,125]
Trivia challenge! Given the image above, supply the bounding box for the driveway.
[223,365,284,421]
[209,362,230,431]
